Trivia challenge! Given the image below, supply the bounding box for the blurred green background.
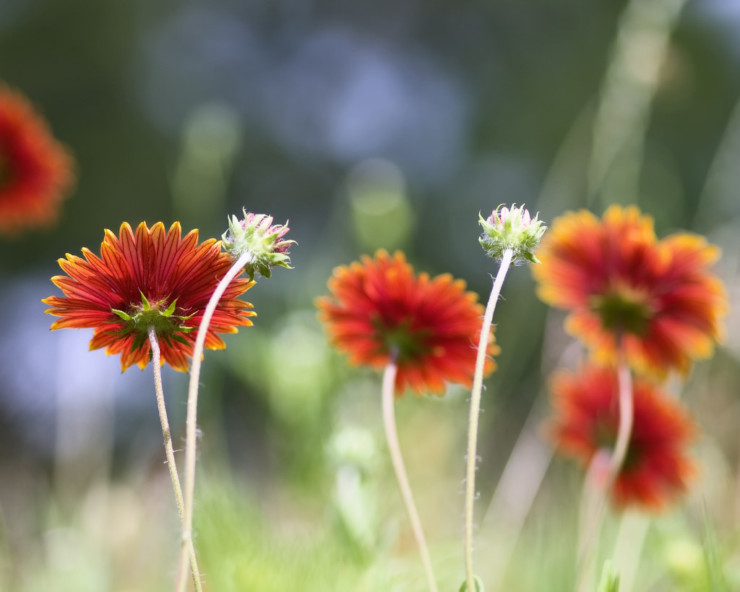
[2,0,740,590]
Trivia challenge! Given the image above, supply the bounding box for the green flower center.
[374,316,430,362]
[590,285,654,336]
[112,293,194,349]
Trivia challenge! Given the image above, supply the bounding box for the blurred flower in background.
[0,84,74,237]
[317,250,498,395]
[533,205,727,378]
[547,363,696,511]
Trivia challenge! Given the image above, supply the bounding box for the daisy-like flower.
[0,85,74,236]
[316,250,498,395]
[548,364,696,511]
[532,205,726,377]
[43,221,255,371]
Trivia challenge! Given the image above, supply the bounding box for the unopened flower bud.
[222,209,295,279]
[479,203,546,264]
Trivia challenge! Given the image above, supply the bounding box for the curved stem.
[381,358,438,592]
[177,251,251,592]
[463,248,513,592]
[575,345,633,592]
[609,356,634,484]
[147,328,202,592]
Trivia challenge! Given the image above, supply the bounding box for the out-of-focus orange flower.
[532,205,726,377]
[43,222,255,371]
[548,364,696,511]
[317,250,498,395]
[0,85,74,236]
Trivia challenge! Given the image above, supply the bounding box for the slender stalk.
[463,247,513,592]
[177,251,251,592]
[147,327,202,592]
[609,358,634,484]
[575,348,634,592]
[381,357,438,592]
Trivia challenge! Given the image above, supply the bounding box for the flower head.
[547,364,696,511]
[532,205,726,377]
[0,85,74,237]
[222,210,295,279]
[479,203,546,264]
[316,250,498,395]
[43,222,255,372]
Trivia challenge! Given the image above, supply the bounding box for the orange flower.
[317,250,498,395]
[43,222,255,371]
[548,364,696,511]
[532,205,726,377]
[0,85,74,236]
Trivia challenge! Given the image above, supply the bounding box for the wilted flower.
[548,364,696,511]
[532,205,726,377]
[479,203,546,264]
[43,221,255,371]
[317,250,498,395]
[222,210,294,279]
[0,85,74,236]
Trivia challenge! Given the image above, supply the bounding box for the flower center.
[590,285,654,336]
[375,316,430,362]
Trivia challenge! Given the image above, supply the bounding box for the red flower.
[532,206,726,377]
[548,364,696,511]
[0,85,74,236]
[316,250,498,395]
[43,222,255,371]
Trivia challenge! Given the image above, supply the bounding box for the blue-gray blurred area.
[2,0,740,587]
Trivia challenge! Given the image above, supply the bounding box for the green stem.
[381,357,438,592]
[463,247,513,592]
[147,327,203,592]
[177,251,251,592]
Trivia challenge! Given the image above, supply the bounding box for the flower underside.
[373,315,431,362]
[317,250,498,395]
[590,286,654,336]
[111,293,194,352]
[43,221,255,372]
[533,205,727,377]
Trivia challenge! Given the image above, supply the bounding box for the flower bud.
[479,203,546,264]
[222,209,295,279]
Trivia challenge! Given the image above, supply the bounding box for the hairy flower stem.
[463,247,513,592]
[576,345,633,592]
[147,328,202,592]
[177,251,251,592]
[381,356,438,592]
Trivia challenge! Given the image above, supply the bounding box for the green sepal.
[162,298,178,317]
[130,331,148,354]
[169,332,192,346]
[111,309,133,322]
